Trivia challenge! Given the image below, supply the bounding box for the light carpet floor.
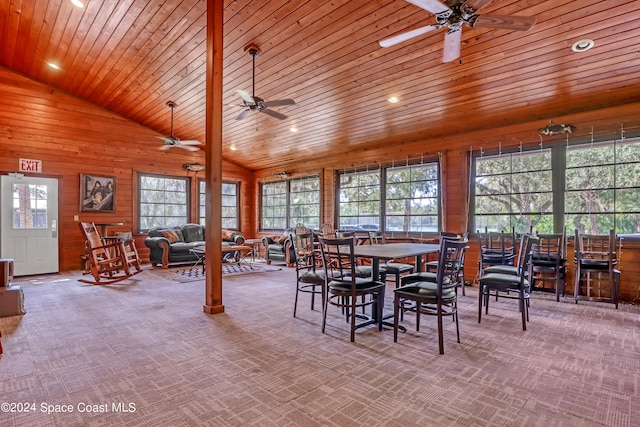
[1,266,639,426]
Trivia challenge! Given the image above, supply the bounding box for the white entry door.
[0,175,59,276]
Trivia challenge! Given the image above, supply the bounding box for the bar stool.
[574,229,621,309]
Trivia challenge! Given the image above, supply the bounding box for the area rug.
[150,262,283,283]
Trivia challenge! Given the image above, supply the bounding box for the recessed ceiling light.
[229,145,237,151]
[290,127,298,133]
[572,39,594,53]
[388,96,399,103]
[47,62,61,70]
[71,0,85,8]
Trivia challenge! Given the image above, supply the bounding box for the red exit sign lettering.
[19,158,43,173]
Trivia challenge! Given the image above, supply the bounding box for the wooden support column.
[203,0,224,314]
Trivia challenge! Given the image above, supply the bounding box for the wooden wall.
[0,67,254,271]
[1,65,638,302]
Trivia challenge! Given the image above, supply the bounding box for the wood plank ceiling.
[1,0,639,171]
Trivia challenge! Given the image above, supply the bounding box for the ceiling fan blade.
[472,14,536,31]
[464,0,494,13]
[379,24,440,48]
[443,29,461,62]
[158,145,172,151]
[177,144,200,152]
[237,89,255,105]
[404,0,451,15]
[263,99,295,107]
[236,109,252,120]
[260,108,287,120]
[178,140,202,146]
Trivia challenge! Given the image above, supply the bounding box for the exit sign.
[19,158,42,173]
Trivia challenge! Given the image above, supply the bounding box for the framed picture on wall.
[80,174,116,213]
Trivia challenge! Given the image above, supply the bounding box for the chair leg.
[293,283,300,317]
[520,290,527,331]
[454,301,460,343]
[321,292,329,334]
[437,301,444,354]
[478,285,483,323]
[393,293,400,342]
[350,295,357,342]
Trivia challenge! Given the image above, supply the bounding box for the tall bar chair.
[574,229,621,309]
[530,228,567,302]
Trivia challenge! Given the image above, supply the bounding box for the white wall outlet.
[74,215,79,221]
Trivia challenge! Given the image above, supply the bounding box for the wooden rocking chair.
[78,222,141,284]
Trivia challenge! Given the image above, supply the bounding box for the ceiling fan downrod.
[166,100,177,138]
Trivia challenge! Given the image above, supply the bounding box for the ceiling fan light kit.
[379,0,536,62]
[183,162,205,172]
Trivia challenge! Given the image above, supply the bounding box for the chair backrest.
[293,231,316,272]
[478,227,516,265]
[531,232,564,265]
[575,229,618,269]
[522,235,540,279]
[320,223,334,236]
[295,223,309,236]
[436,238,468,293]
[335,231,355,238]
[78,222,103,249]
[317,236,357,286]
[368,231,385,245]
[440,231,462,240]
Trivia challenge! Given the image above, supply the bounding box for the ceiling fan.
[157,101,202,152]
[232,45,295,120]
[379,0,536,62]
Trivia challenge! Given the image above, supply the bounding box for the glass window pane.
[565,138,640,234]
[138,174,188,230]
[474,150,552,234]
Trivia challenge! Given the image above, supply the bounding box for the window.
[261,181,287,230]
[339,170,381,230]
[199,180,239,229]
[139,174,188,231]
[386,163,439,233]
[289,176,320,230]
[565,138,640,234]
[338,161,440,233]
[474,149,553,233]
[12,183,48,228]
[260,176,320,231]
[472,136,640,235]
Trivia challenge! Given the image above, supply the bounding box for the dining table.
[352,242,441,281]
[352,242,441,329]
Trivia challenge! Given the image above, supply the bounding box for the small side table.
[244,239,262,264]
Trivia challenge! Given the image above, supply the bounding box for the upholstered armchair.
[261,228,296,266]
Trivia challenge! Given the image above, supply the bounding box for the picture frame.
[80,174,116,213]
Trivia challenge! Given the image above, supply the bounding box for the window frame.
[259,175,321,231]
[470,136,640,236]
[198,179,240,230]
[337,160,441,235]
[138,173,190,232]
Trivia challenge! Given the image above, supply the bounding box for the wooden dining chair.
[574,229,621,308]
[478,235,539,331]
[393,238,468,354]
[425,231,468,295]
[293,230,326,317]
[317,236,386,342]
